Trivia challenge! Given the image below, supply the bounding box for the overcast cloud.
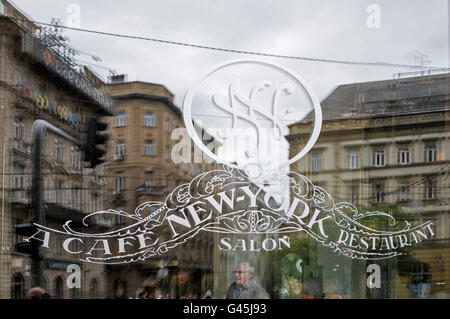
[12,0,450,107]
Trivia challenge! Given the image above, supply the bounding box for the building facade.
[0,0,114,299]
[101,78,218,298]
[287,72,450,298]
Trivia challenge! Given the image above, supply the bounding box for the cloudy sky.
[11,0,449,107]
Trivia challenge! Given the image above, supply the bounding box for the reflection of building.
[0,1,114,298]
[104,78,192,212]
[288,73,450,298]
[102,77,218,298]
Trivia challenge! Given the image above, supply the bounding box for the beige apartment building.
[0,1,114,298]
[101,77,219,298]
[103,78,209,212]
[287,72,450,298]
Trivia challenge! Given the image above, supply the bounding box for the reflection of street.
[1,1,113,298]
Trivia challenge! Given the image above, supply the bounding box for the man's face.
[235,264,253,287]
[176,271,190,286]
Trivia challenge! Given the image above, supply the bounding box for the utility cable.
[8,16,450,71]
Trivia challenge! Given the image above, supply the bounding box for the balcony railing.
[12,139,31,155]
[113,154,125,161]
[9,189,30,204]
[91,175,105,185]
[136,185,168,196]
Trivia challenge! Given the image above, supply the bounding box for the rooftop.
[106,80,174,102]
[318,72,450,121]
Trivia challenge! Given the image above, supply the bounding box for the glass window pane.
[4,3,449,301]
[144,112,155,127]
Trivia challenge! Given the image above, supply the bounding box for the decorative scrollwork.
[33,167,434,264]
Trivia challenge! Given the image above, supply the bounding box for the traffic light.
[84,117,109,168]
[15,223,40,258]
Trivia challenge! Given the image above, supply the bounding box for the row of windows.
[14,121,82,169]
[115,112,171,132]
[53,139,80,165]
[347,181,439,204]
[310,145,439,172]
[373,181,438,203]
[115,140,159,157]
[52,181,101,211]
[115,140,175,160]
[15,118,162,163]
[113,164,204,193]
[11,175,101,212]
[370,145,438,167]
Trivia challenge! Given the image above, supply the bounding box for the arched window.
[70,287,78,299]
[397,147,411,164]
[89,279,99,299]
[11,273,25,299]
[54,276,64,299]
[114,280,127,299]
[373,149,385,167]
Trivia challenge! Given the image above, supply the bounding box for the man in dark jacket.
[226,262,269,299]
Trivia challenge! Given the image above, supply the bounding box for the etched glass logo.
[182,59,322,178]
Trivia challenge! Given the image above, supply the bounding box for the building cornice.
[112,93,182,119]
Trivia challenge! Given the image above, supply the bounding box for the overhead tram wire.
[4,164,449,189]
[360,164,449,202]
[8,16,450,71]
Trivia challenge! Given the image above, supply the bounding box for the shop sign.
[21,34,114,115]
[18,86,83,129]
[28,167,435,264]
[45,259,80,271]
[23,60,436,264]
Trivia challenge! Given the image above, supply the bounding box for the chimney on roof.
[109,74,127,84]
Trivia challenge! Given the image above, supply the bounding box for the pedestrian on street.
[226,262,269,299]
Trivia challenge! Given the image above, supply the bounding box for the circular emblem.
[183,59,322,178]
